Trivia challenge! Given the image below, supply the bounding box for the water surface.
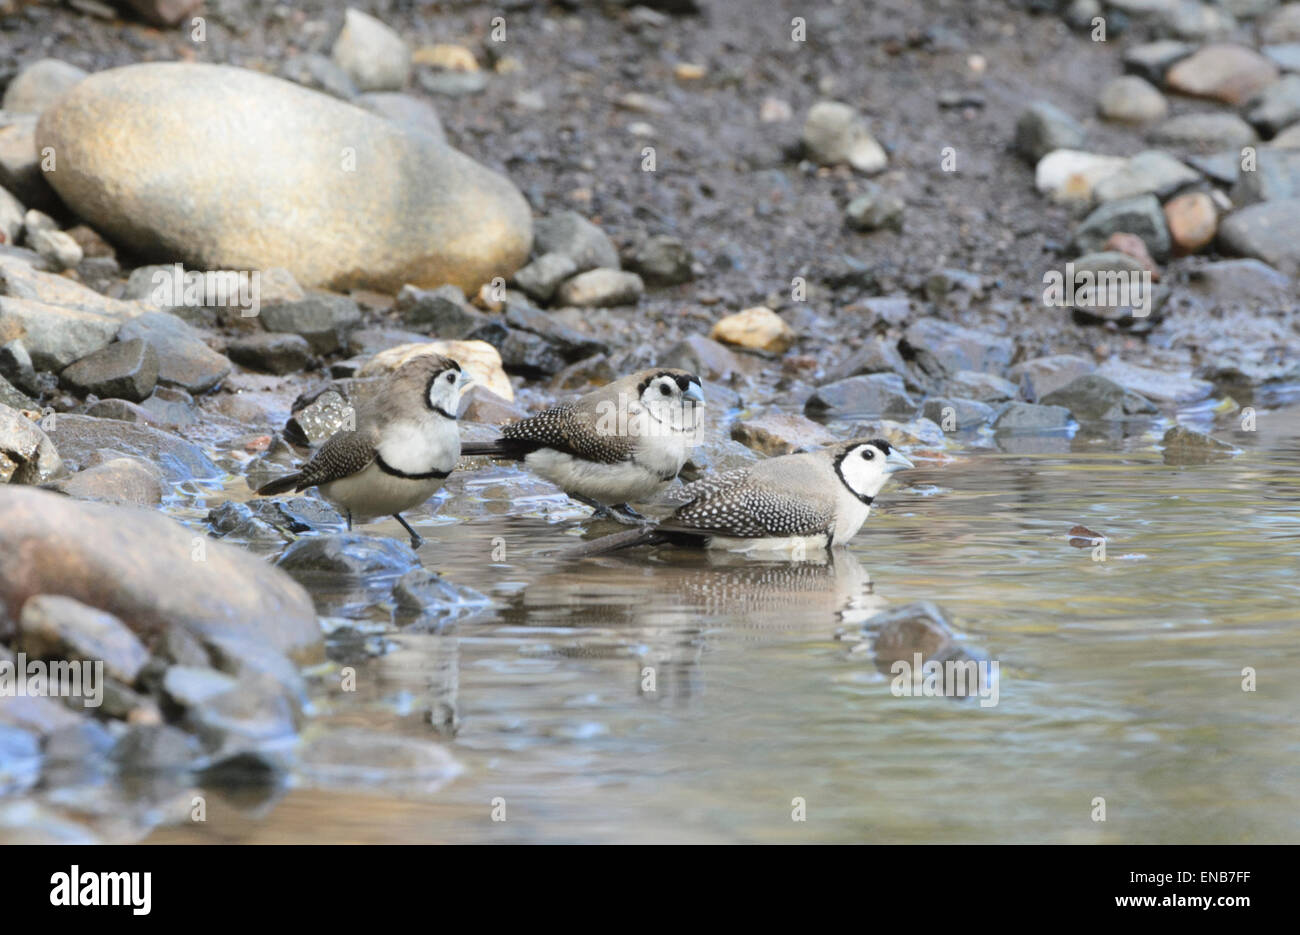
[151,405,1300,843]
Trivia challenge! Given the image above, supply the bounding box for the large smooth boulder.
[36,63,532,293]
[0,486,322,658]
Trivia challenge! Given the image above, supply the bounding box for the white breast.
[830,486,872,546]
[525,449,670,504]
[376,418,459,475]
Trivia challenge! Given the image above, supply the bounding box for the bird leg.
[393,513,423,549]
[608,503,652,526]
[572,497,650,526]
[346,509,353,532]
[572,494,613,520]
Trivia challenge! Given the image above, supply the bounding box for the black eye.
[445,372,455,382]
[862,449,874,460]
[659,384,672,396]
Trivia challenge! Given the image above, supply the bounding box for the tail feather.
[460,438,538,460]
[256,472,304,496]
[558,526,666,559]
[460,440,511,458]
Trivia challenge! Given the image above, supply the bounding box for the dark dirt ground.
[0,0,1272,390]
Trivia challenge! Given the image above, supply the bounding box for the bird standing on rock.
[256,353,469,549]
[564,438,914,556]
[460,368,706,523]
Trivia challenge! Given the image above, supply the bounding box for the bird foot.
[393,513,423,550]
[607,504,651,526]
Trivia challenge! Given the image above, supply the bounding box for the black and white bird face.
[637,371,705,435]
[835,439,914,503]
[424,361,469,420]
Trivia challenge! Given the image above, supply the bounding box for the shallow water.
[150,404,1300,844]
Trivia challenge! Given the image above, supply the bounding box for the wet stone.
[331,7,411,93]
[993,402,1074,433]
[0,725,40,796]
[1148,112,1258,149]
[553,269,644,308]
[845,182,905,231]
[276,533,421,616]
[279,53,358,100]
[900,318,1013,382]
[1096,358,1214,404]
[0,374,35,411]
[1165,43,1279,106]
[417,69,488,97]
[802,100,888,173]
[1245,74,1300,135]
[805,373,917,420]
[59,338,158,403]
[1161,424,1237,464]
[259,294,362,355]
[394,284,486,336]
[1070,194,1171,260]
[625,235,694,287]
[354,92,445,144]
[1098,76,1168,123]
[392,568,491,621]
[921,397,996,431]
[18,595,149,681]
[48,456,163,506]
[0,403,62,484]
[139,385,198,428]
[1040,374,1159,420]
[227,333,313,376]
[117,312,231,395]
[1008,355,1097,402]
[163,666,298,757]
[1229,148,1300,205]
[531,210,620,273]
[946,370,1019,403]
[110,723,201,775]
[823,337,906,382]
[1217,198,1300,274]
[709,307,795,354]
[1015,100,1086,162]
[512,252,579,303]
[1092,150,1199,203]
[659,333,755,381]
[730,411,838,456]
[1123,40,1196,83]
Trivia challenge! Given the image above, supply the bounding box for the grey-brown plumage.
[258,430,379,495]
[256,353,467,547]
[461,367,705,519]
[562,437,914,556]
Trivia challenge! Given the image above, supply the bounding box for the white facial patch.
[839,445,890,500]
[428,369,462,412]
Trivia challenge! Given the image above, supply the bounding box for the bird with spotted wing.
[255,353,469,548]
[461,368,705,523]
[562,438,914,556]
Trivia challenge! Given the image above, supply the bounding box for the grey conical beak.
[885,449,914,473]
[683,381,705,404]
